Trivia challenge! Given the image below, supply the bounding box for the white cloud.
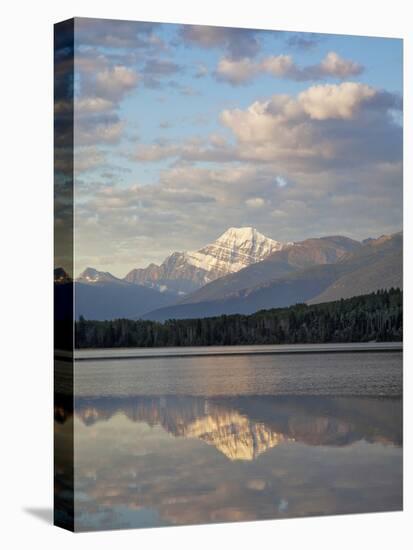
[219,82,401,169]
[71,50,142,155]
[76,97,115,114]
[94,65,140,102]
[215,51,364,85]
[298,82,376,120]
[131,81,401,176]
[132,136,235,163]
[216,57,259,85]
[260,55,296,77]
[319,52,363,79]
[134,143,179,161]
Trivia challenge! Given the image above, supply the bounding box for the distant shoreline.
[73,290,403,351]
[54,342,403,362]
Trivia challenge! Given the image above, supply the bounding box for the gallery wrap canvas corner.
[54,17,403,532]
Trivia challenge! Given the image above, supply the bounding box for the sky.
[64,18,403,277]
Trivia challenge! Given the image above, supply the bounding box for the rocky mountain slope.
[76,267,122,285]
[124,227,284,295]
[144,232,402,321]
[180,236,361,305]
[308,233,403,303]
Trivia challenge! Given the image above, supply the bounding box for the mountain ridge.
[179,235,361,306]
[69,228,402,321]
[124,226,284,294]
[143,232,402,321]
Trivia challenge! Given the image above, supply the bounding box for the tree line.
[75,288,402,349]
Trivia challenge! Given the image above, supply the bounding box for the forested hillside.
[75,289,402,349]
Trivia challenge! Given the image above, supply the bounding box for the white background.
[1,0,411,548]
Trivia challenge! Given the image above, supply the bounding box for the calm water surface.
[55,349,402,531]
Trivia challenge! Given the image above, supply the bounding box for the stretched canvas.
[54,17,403,532]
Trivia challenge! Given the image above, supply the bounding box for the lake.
[55,347,402,531]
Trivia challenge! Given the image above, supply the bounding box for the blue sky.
[66,19,402,276]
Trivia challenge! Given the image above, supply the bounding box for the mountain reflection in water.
[69,395,401,461]
[55,391,402,531]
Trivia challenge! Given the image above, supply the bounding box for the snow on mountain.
[125,227,285,293]
[185,227,283,278]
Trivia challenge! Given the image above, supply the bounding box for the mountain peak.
[185,226,284,280]
[77,267,120,284]
[125,227,285,293]
[217,226,258,242]
[220,226,255,236]
[216,226,280,247]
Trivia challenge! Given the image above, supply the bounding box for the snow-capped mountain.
[186,227,283,278]
[144,232,402,322]
[125,227,285,294]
